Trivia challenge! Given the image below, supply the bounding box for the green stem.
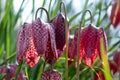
[76,10,93,80]
[14,60,23,80]
[76,21,81,80]
[119,71,120,80]
[35,7,50,22]
[60,2,69,80]
[42,61,46,72]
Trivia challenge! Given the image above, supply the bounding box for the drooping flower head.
[44,23,58,64]
[81,24,98,66]
[17,18,58,67]
[110,0,120,28]
[41,69,62,80]
[50,13,66,57]
[50,13,66,51]
[68,29,83,66]
[68,24,107,66]
[113,51,120,70]
[109,51,120,74]
[0,64,25,80]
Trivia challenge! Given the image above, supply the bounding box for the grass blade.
[100,38,112,80]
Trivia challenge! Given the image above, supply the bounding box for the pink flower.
[110,0,120,28]
[44,24,58,64]
[95,71,105,80]
[109,51,120,74]
[50,14,66,57]
[113,51,120,70]
[41,69,62,80]
[17,18,58,67]
[0,64,25,80]
[68,24,107,66]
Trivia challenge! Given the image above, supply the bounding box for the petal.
[113,51,120,70]
[97,28,108,59]
[95,71,105,80]
[32,18,49,55]
[0,64,25,80]
[68,29,84,66]
[109,61,118,74]
[81,24,98,57]
[17,23,29,64]
[68,37,74,65]
[23,23,40,67]
[83,48,98,66]
[41,69,62,80]
[45,24,58,64]
[50,13,66,51]
[110,1,120,28]
[68,29,78,61]
[24,40,40,67]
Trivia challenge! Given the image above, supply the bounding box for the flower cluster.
[16,5,109,80]
[17,14,66,67]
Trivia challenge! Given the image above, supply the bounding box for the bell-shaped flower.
[50,14,66,57]
[0,64,25,80]
[17,18,58,67]
[41,69,62,80]
[68,24,107,66]
[109,51,120,74]
[110,0,120,28]
[44,24,58,64]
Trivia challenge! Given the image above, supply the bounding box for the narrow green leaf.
[14,61,23,80]
[0,73,6,80]
[69,12,81,23]
[70,24,79,34]
[51,0,60,18]
[108,40,120,52]
[100,38,112,80]
[40,0,46,18]
[7,19,10,57]
[0,44,4,58]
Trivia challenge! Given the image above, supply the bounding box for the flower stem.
[14,60,23,80]
[119,71,120,80]
[76,21,81,80]
[42,61,46,72]
[76,10,93,80]
[35,7,50,22]
[60,2,69,80]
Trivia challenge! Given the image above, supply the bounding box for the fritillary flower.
[41,69,62,80]
[95,71,105,80]
[110,0,120,28]
[0,64,24,80]
[68,24,107,66]
[17,18,58,67]
[109,51,120,74]
[44,23,58,64]
[50,14,66,57]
